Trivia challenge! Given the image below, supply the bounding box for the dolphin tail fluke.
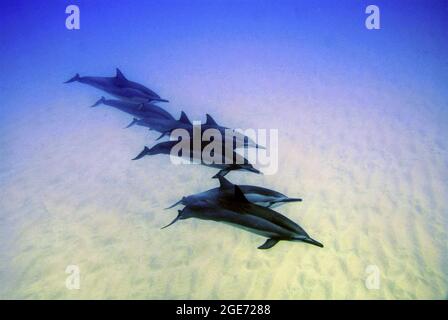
[132,146,150,160]
[302,237,324,248]
[161,210,182,229]
[258,238,280,250]
[125,118,139,128]
[64,73,80,83]
[164,197,185,210]
[90,96,106,108]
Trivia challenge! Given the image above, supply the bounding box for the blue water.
[0,0,447,299]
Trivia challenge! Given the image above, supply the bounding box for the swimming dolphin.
[90,96,174,121]
[65,68,169,103]
[125,111,192,136]
[153,113,263,149]
[203,114,264,149]
[166,176,302,209]
[132,140,261,177]
[127,112,263,149]
[163,186,323,249]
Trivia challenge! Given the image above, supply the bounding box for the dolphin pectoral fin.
[132,146,149,160]
[90,97,105,108]
[258,238,279,250]
[125,118,139,129]
[161,210,182,229]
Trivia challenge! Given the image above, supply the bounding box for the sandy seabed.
[0,86,447,299]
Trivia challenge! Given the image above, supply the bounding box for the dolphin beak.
[282,197,302,203]
[246,167,262,174]
[302,237,324,248]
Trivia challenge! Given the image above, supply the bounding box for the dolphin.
[65,68,169,103]
[125,111,192,136]
[203,114,264,149]
[132,140,261,177]
[166,176,301,209]
[127,112,263,149]
[90,96,175,121]
[163,186,323,249]
[145,113,263,149]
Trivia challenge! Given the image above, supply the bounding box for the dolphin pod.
[126,112,264,149]
[163,178,323,249]
[65,68,323,250]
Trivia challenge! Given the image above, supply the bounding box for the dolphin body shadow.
[163,182,323,250]
[65,68,169,104]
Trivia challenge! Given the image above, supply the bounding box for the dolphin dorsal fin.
[218,176,233,190]
[115,68,127,82]
[234,185,250,203]
[205,114,218,126]
[179,111,192,125]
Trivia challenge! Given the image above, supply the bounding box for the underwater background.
[0,0,447,299]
